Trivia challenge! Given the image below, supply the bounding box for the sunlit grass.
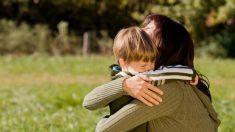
[0,55,115,75]
[0,55,234,131]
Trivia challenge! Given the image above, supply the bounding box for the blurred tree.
[0,0,234,57]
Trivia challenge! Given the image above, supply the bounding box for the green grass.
[0,55,234,131]
[194,58,235,131]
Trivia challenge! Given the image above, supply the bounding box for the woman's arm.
[83,77,127,110]
[96,81,183,132]
[83,75,164,110]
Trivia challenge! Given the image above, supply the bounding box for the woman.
[83,14,220,132]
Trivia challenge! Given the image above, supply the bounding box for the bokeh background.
[0,0,234,131]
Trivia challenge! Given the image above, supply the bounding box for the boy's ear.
[119,58,127,68]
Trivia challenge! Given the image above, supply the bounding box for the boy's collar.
[110,64,136,78]
[109,64,122,72]
[116,71,134,77]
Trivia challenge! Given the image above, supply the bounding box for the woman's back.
[148,81,218,132]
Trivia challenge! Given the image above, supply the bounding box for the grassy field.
[0,55,234,132]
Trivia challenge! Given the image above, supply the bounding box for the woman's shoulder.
[158,80,188,89]
[157,81,186,100]
[158,80,197,100]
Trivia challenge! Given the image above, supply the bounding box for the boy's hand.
[190,75,199,85]
[123,75,163,107]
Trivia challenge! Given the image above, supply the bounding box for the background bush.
[0,19,84,55]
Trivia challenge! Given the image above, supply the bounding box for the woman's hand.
[123,75,163,107]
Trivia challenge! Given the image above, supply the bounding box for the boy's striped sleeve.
[141,65,196,81]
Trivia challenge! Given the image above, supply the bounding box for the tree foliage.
[0,0,234,57]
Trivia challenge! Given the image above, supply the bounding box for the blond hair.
[113,26,157,63]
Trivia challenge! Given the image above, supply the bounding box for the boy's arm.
[83,77,128,110]
[142,65,196,82]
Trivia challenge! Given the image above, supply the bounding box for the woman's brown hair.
[142,14,211,101]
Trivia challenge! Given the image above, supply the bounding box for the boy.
[109,26,196,115]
